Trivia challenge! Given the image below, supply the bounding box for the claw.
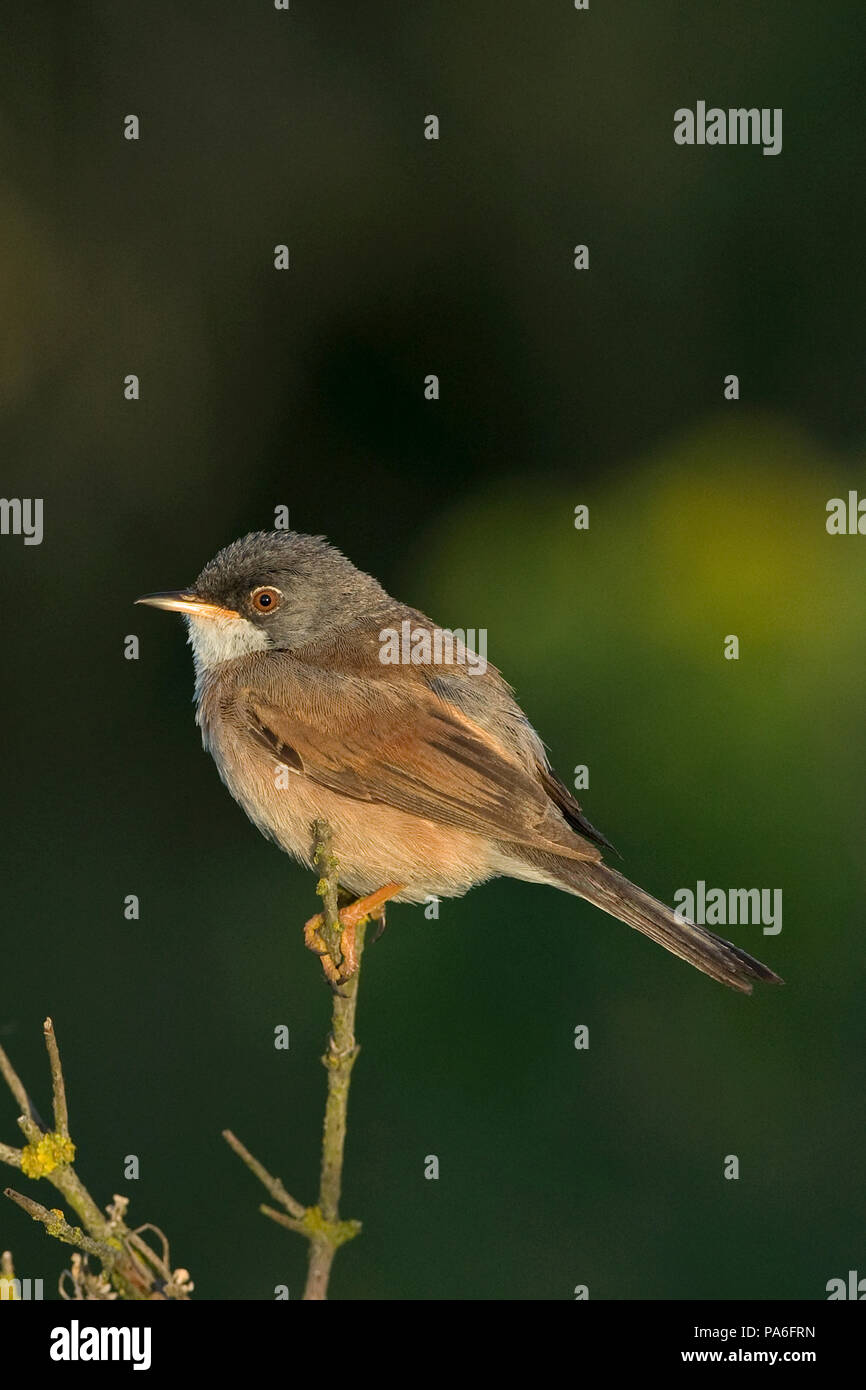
[370,907,388,944]
[303,883,405,985]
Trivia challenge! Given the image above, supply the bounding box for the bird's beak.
[135,591,242,620]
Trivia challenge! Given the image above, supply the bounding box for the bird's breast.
[193,679,498,902]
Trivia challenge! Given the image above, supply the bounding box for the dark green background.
[1,1,864,1300]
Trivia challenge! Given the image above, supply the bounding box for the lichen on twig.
[0,1018,192,1300]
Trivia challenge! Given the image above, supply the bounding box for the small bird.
[137,530,782,994]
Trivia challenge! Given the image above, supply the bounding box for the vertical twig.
[43,1018,69,1138]
[225,818,366,1300]
[304,821,366,1299]
[303,950,366,1296]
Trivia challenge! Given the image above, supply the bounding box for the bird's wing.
[232,650,602,862]
[533,764,616,854]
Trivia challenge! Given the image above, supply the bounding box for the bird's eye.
[251,585,282,613]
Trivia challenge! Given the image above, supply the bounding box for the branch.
[313,818,344,965]
[0,1021,192,1300]
[306,928,366,1293]
[4,1188,120,1262]
[44,1017,69,1138]
[225,818,366,1300]
[222,1130,306,1221]
[0,1038,32,1121]
[0,1142,22,1169]
[0,1038,41,1146]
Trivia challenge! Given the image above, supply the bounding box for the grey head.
[136,530,388,684]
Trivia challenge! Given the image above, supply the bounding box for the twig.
[225,818,366,1300]
[222,1130,306,1221]
[0,1041,32,1122]
[305,927,366,1298]
[259,1204,308,1237]
[0,1021,191,1300]
[4,1188,119,1261]
[44,1017,69,1138]
[313,819,344,965]
[0,1143,21,1168]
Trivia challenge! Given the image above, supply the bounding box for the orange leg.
[304,883,404,987]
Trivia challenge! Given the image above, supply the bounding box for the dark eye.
[251,585,282,613]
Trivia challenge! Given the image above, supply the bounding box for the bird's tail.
[545,857,783,994]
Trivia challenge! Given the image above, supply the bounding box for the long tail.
[547,857,783,994]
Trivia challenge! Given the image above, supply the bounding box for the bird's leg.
[304,882,404,987]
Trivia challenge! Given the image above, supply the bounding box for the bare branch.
[226,819,366,1300]
[43,1018,69,1138]
[222,1130,306,1220]
[0,1043,33,1125]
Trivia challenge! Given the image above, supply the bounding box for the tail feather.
[547,858,783,994]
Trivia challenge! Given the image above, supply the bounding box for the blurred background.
[1,0,864,1300]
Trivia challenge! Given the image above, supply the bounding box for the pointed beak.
[135,591,242,620]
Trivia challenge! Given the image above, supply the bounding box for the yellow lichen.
[301,1204,361,1247]
[20,1132,76,1178]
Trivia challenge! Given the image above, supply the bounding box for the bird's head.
[136,529,386,677]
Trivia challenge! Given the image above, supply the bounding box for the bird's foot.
[304,882,404,988]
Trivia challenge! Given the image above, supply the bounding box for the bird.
[137,529,782,994]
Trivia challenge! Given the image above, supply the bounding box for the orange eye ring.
[251,585,282,613]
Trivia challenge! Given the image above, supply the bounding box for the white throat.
[187,614,270,693]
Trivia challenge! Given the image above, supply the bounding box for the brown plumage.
[138,530,783,995]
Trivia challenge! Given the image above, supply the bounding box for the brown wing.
[233,655,601,862]
[534,765,616,854]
